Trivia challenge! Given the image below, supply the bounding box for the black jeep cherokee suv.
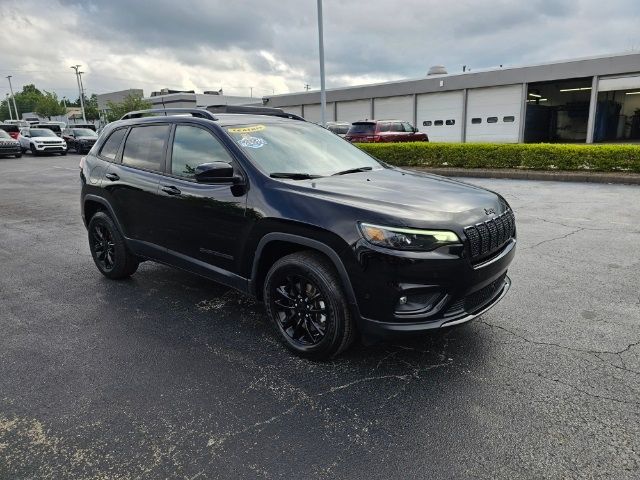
[80,108,516,359]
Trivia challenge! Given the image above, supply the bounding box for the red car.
[345,120,428,143]
[0,124,21,140]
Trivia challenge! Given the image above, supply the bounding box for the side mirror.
[195,161,241,184]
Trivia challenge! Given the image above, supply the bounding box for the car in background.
[19,128,67,156]
[345,120,428,143]
[0,123,21,140]
[4,119,30,129]
[326,121,351,137]
[63,127,98,153]
[0,129,22,158]
[69,123,97,132]
[34,123,63,137]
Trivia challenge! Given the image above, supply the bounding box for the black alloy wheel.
[91,223,115,272]
[273,274,328,346]
[263,251,355,359]
[87,212,139,279]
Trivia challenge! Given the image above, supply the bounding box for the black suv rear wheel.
[263,251,355,360]
[88,212,139,279]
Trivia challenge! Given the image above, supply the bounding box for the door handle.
[161,185,181,195]
[105,173,120,181]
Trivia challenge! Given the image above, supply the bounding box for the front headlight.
[359,223,460,251]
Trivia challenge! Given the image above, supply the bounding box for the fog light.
[395,292,442,314]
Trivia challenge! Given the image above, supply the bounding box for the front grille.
[42,141,61,145]
[464,274,506,313]
[464,210,515,262]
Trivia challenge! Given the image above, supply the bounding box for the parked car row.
[0,129,22,158]
[324,119,429,143]
[0,121,99,157]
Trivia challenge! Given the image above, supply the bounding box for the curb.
[408,167,640,185]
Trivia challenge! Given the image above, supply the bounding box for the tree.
[84,93,100,121]
[105,93,151,122]
[36,91,66,119]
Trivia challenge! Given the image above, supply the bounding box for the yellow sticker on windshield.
[228,125,266,133]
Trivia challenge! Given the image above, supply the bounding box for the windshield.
[225,121,382,176]
[347,123,376,135]
[73,128,97,137]
[0,130,11,139]
[30,129,57,137]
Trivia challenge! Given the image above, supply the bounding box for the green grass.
[356,142,640,173]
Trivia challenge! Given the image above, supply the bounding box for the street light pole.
[6,93,13,120]
[6,75,19,120]
[70,65,87,123]
[317,0,327,126]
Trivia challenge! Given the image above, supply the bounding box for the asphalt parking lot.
[1,152,639,479]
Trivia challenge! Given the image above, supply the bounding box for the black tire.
[263,251,356,360]
[15,153,22,158]
[87,212,139,279]
[30,144,39,156]
[21,147,26,154]
[60,151,67,156]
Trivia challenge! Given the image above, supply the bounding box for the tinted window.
[29,129,57,137]
[471,118,482,124]
[0,124,19,133]
[348,123,376,135]
[487,117,498,123]
[446,119,455,125]
[73,128,97,137]
[388,122,403,132]
[171,126,233,179]
[328,124,350,135]
[503,116,515,123]
[434,120,444,126]
[100,128,127,160]
[402,122,414,132]
[378,122,391,132]
[423,121,432,127]
[122,125,169,171]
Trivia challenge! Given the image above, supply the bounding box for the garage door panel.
[417,91,463,142]
[466,85,522,143]
[336,99,371,123]
[374,95,413,122]
[303,103,335,123]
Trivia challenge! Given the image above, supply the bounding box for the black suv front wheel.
[263,251,355,360]
[88,212,139,279]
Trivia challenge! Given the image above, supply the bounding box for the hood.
[76,136,97,141]
[32,136,65,142]
[275,168,508,227]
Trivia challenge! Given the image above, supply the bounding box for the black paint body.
[81,114,516,338]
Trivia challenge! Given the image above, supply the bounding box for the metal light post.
[317,0,327,126]
[70,65,87,123]
[6,93,13,120]
[6,75,19,120]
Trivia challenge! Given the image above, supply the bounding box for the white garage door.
[281,105,302,116]
[302,103,335,123]
[416,91,464,142]
[466,85,523,143]
[336,99,371,123]
[374,95,413,122]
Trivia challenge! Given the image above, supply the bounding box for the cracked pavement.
[1,155,639,479]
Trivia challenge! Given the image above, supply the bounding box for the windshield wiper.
[331,166,373,176]
[270,172,323,180]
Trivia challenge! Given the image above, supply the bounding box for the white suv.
[20,128,67,156]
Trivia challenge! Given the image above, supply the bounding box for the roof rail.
[120,108,218,121]
[204,104,305,121]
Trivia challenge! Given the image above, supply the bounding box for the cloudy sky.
[1,0,639,100]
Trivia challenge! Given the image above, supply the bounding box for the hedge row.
[356,142,640,172]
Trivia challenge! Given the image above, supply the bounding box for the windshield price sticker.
[228,125,266,134]
[238,135,267,149]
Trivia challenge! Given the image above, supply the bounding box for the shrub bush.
[356,142,640,172]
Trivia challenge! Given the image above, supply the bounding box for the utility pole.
[250,86,253,98]
[304,84,311,91]
[62,96,68,119]
[70,65,87,122]
[6,75,19,120]
[6,93,13,120]
[316,0,327,126]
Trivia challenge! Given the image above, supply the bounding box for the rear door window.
[99,128,127,160]
[389,122,403,132]
[122,125,170,171]
[348,123,376,135]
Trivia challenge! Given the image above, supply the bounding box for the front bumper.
[345,237,516,337]
[34,143,67,152]
[0,145,21,155]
